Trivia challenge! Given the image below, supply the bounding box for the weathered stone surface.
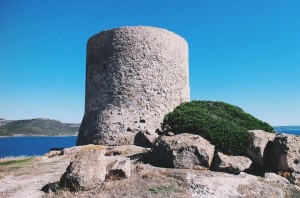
[60,145,107,190]
[105,145,151,163]
[247,130,276,167]
[42,144,151,165]
[104,145,151,157]
[264,173,290,185]
[60,145,133,191]
[187,171,287,198]
[134,129,159,147]
[77,26,190,146]
[62,145,88,157]
[211,152,252,174]
[291,172,300,185]
[151,133,215,169]
[106,156,131,180]
[167,132,175,136]
[270,134,300,173]
[45,150,63,158]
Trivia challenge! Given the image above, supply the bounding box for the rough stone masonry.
[77,26,190,146]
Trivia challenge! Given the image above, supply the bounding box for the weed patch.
[0,158,34,166]
[149,185,182,194]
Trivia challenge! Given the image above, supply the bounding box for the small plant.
[149,185,182,194]
[162,100,274,155]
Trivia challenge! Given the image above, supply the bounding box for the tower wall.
[77,26,190,145]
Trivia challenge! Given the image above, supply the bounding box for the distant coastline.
[0,118,79,137]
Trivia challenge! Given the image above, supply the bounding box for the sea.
[0,127,299,158]
[0,136,77,158]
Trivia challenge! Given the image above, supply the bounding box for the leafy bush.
[162,100,274,155]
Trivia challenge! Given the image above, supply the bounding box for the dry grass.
[279,171,292,178]
[81,145,105,151]
[0,156,33,163]
[0,157,35,174]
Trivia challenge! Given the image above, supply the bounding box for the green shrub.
[162,100,274,155]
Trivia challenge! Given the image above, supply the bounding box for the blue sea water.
[0,136,77,158]
[274,126,300,136]
[276,130,300,135]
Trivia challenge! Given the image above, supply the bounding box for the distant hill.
[0,118,80,136]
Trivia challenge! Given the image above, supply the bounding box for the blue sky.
[1,0,299,125]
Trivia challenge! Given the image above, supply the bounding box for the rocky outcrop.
[106,156,131,180]
[59,145,133,191]
[187,171,288,198]
[39,129,300,195]
[270,134,300,183]
[77,26,190,146]
[134,129,159,147]
[45,149,63,158]
[247,130,276,167]
[270,134,300,172]
[60,145,107,191]
[211,152,252,174]
[264,172,290,185]
[42,144,151,162]
[151,133,215,169]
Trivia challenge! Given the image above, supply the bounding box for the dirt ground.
[0,155,189,198]
[0,156,70,198]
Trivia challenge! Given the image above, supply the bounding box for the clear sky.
[1,0,299,125]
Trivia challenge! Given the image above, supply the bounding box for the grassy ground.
[0,157,35,175]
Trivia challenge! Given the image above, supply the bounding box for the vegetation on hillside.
[162,100,274,155]
[0,118,79,136]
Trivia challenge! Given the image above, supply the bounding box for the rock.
[290,172,300,185]
[44,150,63,158]
[186,170,286,198]
[151,133,215,169]
[105,145,151,157]
[134,129,159,147]
[43,144,150,164]
[247,130,276,167]
[60,145,107,191]
[270,134,300,173]
[167,132,175,136]
[106,145,151,164]
[62,145,91,157]
[77,26,190,146]
[105,145,152,163]
[59,145,134,191]
[41,182,61,193]
[211,152,252,174]
[264,173,290,185]
[106,156,131,180]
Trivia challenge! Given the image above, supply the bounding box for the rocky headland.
[1,130,300,197]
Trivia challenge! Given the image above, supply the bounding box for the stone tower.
[77,26,190,146]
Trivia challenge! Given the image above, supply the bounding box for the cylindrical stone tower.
[77,26,190,146]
